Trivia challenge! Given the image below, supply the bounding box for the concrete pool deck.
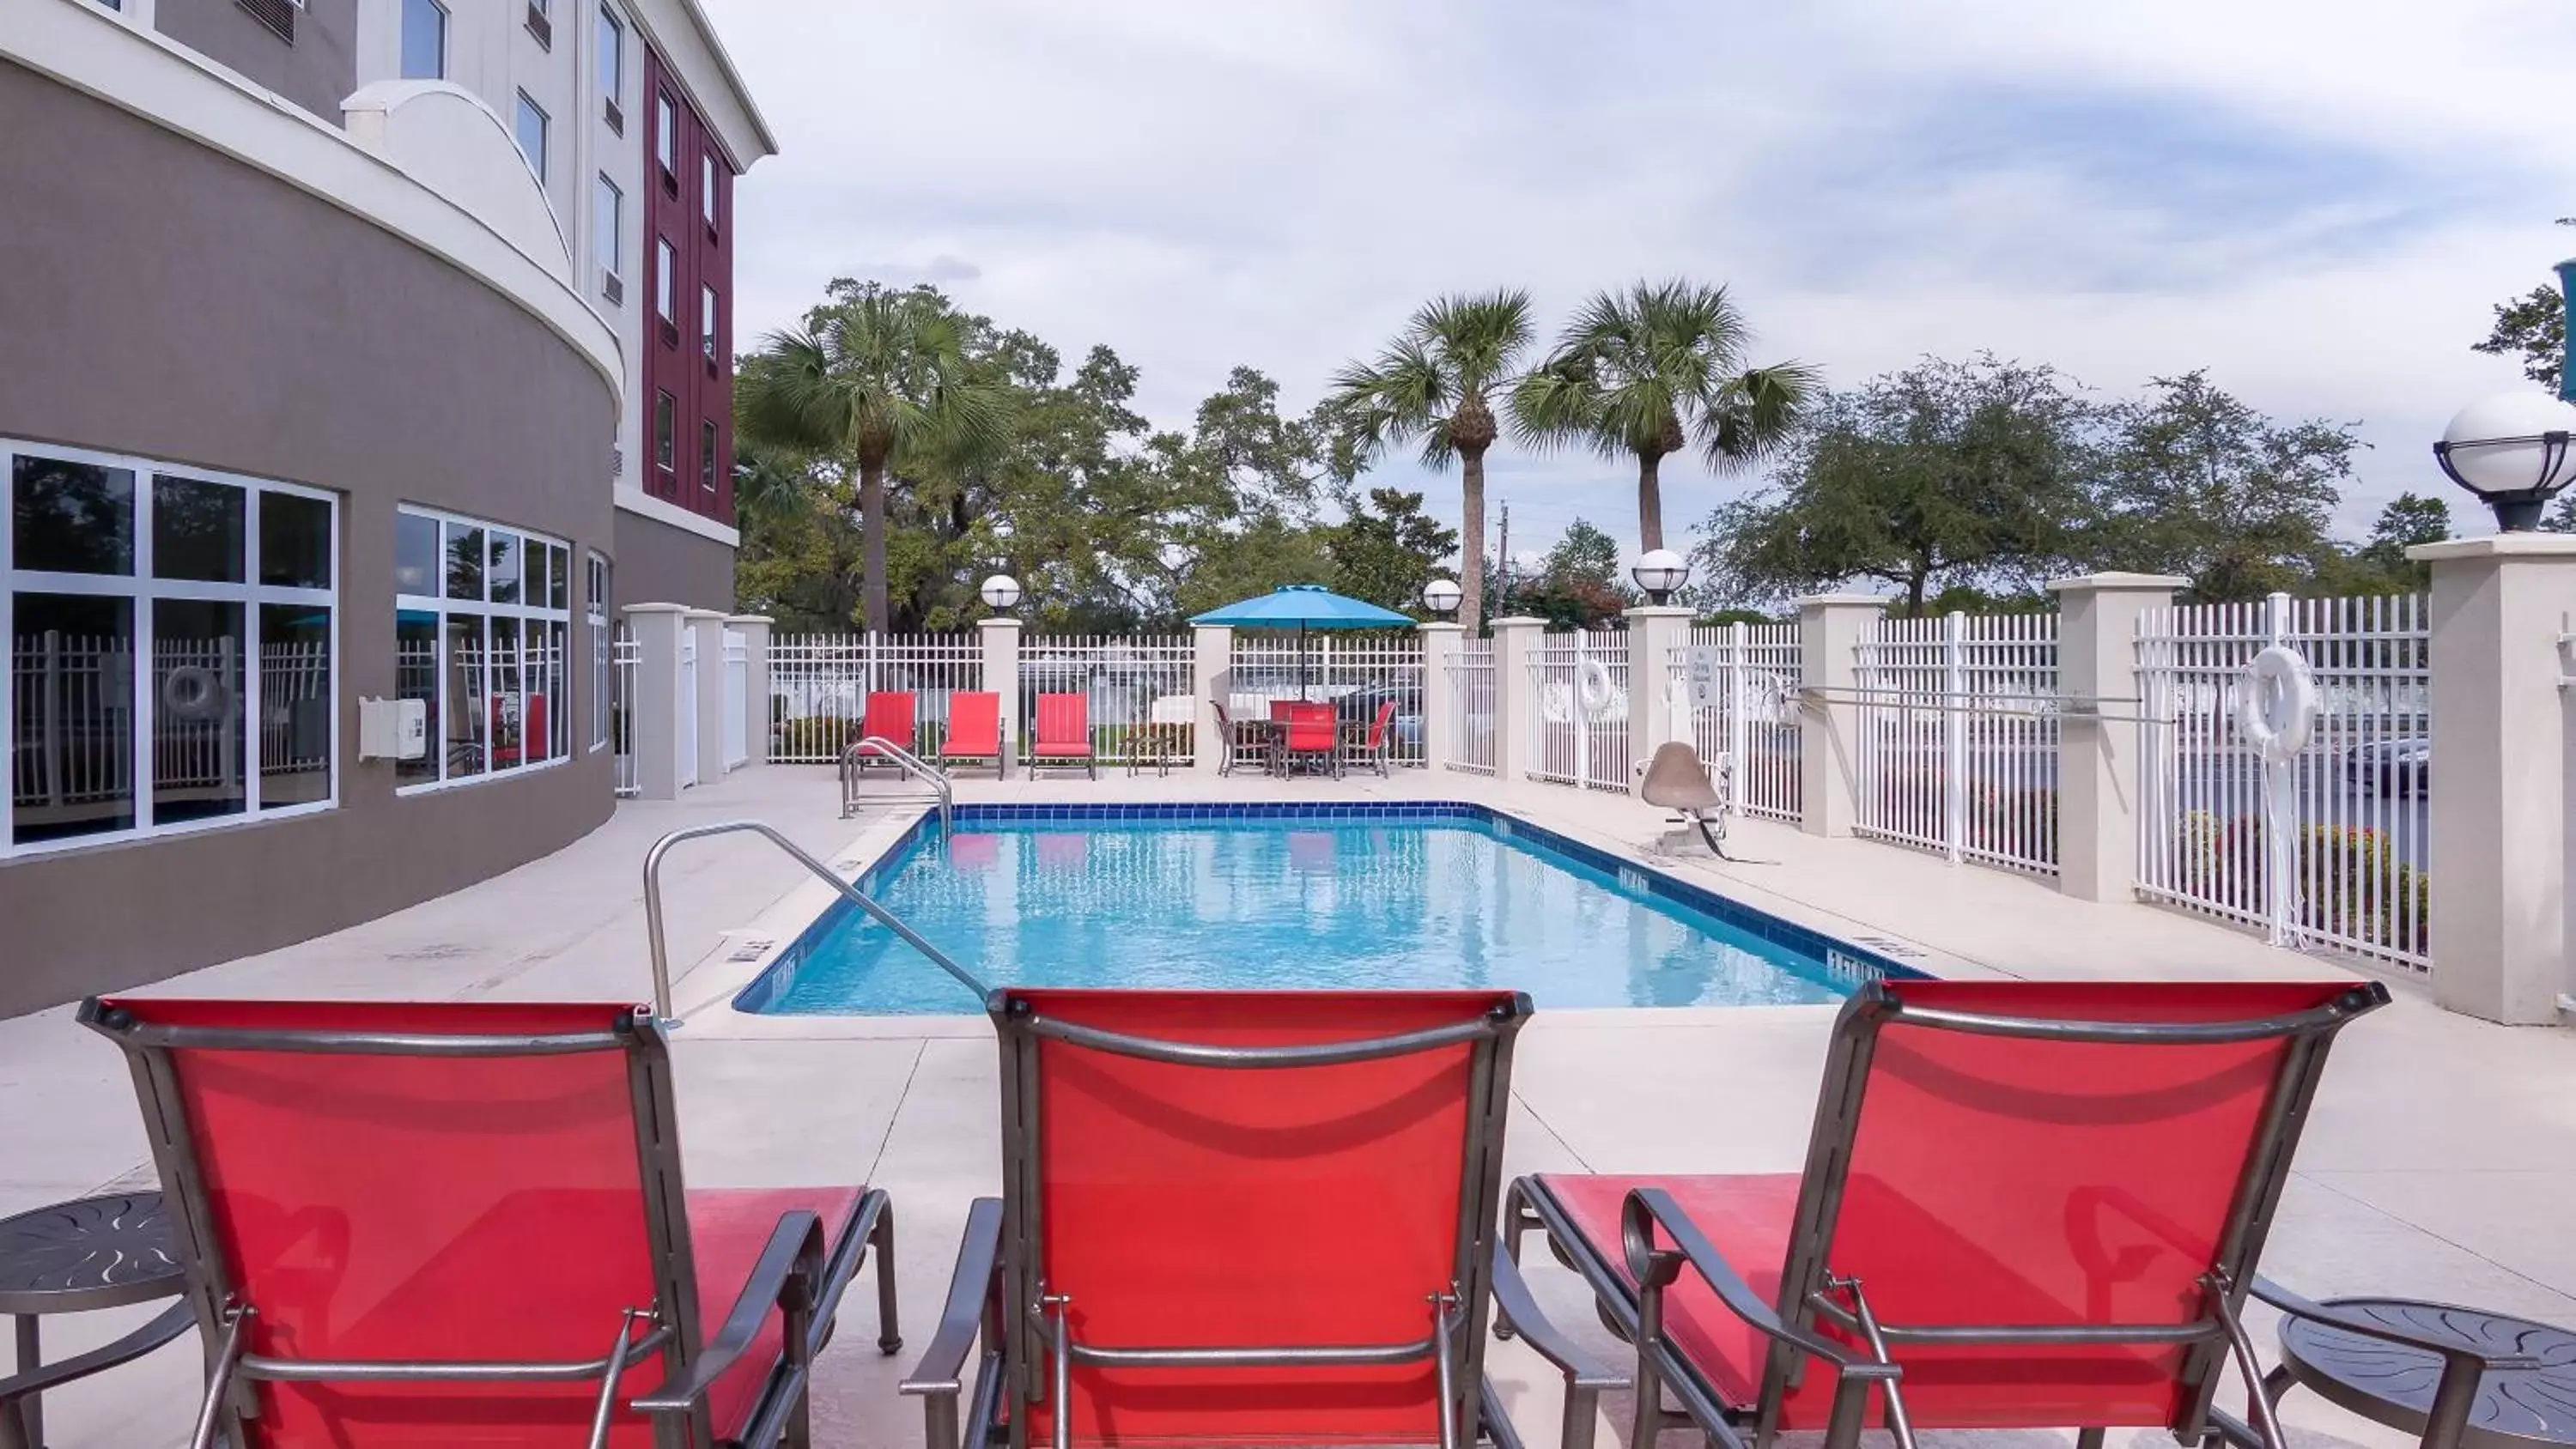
[4,764,2572,1448]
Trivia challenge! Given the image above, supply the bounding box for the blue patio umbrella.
[1189,584,1413,699]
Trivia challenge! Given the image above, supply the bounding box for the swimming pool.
[734,803,1916,1015]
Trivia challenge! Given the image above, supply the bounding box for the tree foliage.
[1326,487,1459,613]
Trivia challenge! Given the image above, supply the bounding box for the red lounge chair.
[940,690,1003,776]
[1031,693,1095,779]
[854,690,918,773]
[80,997,902,1449]
[1282,700,1340,778]
[1495,978,2389,1449]
[900,988,1534,1449]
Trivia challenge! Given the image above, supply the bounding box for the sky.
[702,0,2576,563]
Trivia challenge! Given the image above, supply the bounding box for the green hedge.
[2176,810,2427,954]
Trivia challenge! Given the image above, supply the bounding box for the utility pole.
[1496,500,1510,604]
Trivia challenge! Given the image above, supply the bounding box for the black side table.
[2272,1294,2576,1449]
[0,1191,190,1449]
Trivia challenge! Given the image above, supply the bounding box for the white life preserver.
[160,664,231,724]
[2238,645,2318,765]
[1578,657,1617,718]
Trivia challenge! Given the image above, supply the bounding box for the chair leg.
[2077,1429,2106,1449]
[873,1197,903,1355]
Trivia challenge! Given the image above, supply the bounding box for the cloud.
[708,0,2576,554]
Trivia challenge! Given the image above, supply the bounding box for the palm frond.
[1699,361,1824,471]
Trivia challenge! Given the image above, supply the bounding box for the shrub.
[2173,812,2428,951]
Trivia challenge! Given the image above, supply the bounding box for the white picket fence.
[1526,630,1631,792]
[2135,592,2430,971]
[1666,624,1804,823]
[1447,640,1497,776]
[1850,612,2061,876]
[769,634,981,764]
[1227,634,1426,767]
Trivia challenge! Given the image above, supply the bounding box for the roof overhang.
[629,0,779,172]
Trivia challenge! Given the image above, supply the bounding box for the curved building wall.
[0,37,622,1015]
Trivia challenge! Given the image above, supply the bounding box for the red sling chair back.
[82,997,892,1449]
[860,691,918,756]
[943,691,1002,761]
[911,988,1530,1449]
[1615,978,2389,1449]
[1033,694,1091,755]
[1281,701,1337,757]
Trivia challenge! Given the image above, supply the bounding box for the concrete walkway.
[5,764,2571,1449]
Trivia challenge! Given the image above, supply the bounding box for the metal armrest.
[0,1300,193,1408]
[1488,1243,1624,1391]
[632,1210,825,1415]
[1622,1188,1880,1374]
[902,1198,1004,1400]
[2250,1277,2514,1367]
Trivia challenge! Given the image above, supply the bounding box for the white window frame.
[701,151,717,227]
[592,173,622,285]
[655,235,675,321]
[393,504,574,796]
[514,90,549,180]
[2,438,340,860]
[597,4,625,102]
[700,282,716,358]
[401,0,447,80]
[655,89,676,175]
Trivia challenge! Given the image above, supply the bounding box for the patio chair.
[854,690,918,773]
[1494,977,2391,1449]
[79,997,902,1449]
[1031,693,1097,779]
[1343,697,1400,778]
[900,987,1534,1449]
[941,690,1004,777]
[1211,700,1275,778]
[1281,700,1340,778]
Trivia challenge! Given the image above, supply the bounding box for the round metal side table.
[2275,1296,2576,1449]
[0,1191,187,1449]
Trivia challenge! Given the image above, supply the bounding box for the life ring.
[1578,657,1617,718]
[2237,645,2318,766]
[160,664,231,723]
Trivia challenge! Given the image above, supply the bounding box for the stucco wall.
[0,60,620,1015]
[615,507,738,612]
[154,0,357,124]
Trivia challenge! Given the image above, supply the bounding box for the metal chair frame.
[1496,980,2391,1449]
[902,992,1536,1449]
[80,1001,901,1449]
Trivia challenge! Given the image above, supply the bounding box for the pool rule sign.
[1686,646,1722,709]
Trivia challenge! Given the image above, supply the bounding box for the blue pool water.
[738,805,1902,1015]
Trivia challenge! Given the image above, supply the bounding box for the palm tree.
[736,283,1012,631]
[1510,279,1819,553]
[1324,289,1534,630]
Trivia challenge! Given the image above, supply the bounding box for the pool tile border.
[732,800,1928,1014]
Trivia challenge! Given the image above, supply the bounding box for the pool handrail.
[841,736,954,835]
[642,819,990,1027]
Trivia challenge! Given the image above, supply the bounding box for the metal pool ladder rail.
[641,819,990,1026]
[840,736,952,834]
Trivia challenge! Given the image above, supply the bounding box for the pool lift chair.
[1638,740,1754,864]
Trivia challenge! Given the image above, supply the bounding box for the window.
[586,552,612,751]
[701,152,717,229]
[653,391,675,474]
[400,0,447,79]
[4,440,337,855]
[525,0,551,46]
[700,421,718,493]
[592,174,622,300]
[395,506,569,791]
[700,283,717,360]
[513,92,548,179]
[596,5,625,127]
[654,236,675,322]
[655,89,676,179]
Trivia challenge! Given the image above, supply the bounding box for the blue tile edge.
[732,800,1931,1014]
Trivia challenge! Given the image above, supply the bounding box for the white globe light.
[978,573,1023,611]
[1421,578,1463,615]
[1630,548,1690,599]
[2438,392,2576,496]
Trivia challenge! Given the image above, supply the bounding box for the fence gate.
[2133,592,2430,971]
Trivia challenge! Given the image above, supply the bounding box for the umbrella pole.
[1300,624,1311,701]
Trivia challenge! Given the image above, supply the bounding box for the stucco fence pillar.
[1193,624,1233,773]
[727,615,773,766]
[1489,616,1546,783]
[2408,534,2576,1024]
[1795,595,1886,837]
[624,603,688,800]
[2047,574,2185,901]
[683,609,728,786]
[1416,621,1464,772]
[1621,605,1694,777]
[981,615,1024,778]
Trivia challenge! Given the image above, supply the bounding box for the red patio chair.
[940,690,1003,777]
[79,997,902,1449]
[854,690,918,773]
[1493,978,2389,1449]
[900,988,1534,1449]
[1282,700,1340,778]
[1343,697,1400,778]
[1210,700,1274,778]
[1031,693,1095,779]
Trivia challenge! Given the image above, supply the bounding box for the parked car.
[1334,682,1425,749]
[2345,737,2428,797]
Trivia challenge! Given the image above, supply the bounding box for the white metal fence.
[1447,640,1496,776]
[611,630,637,797]
[1526,630,1631,792]
[720,627,749,772]
[1668,624,1804,823]
[1850,613,2061,876]
[1024,634,1195,766]
[1225,634,1428,767]
[2135,592,2430,971]
[769,634,981,764]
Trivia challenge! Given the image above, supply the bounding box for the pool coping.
[668,798,1944,1039]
